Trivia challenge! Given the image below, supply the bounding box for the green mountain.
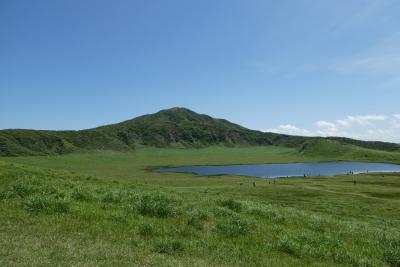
[1,107,399,156]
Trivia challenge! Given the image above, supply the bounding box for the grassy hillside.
[0,108,271,156]
[1,148,400,266]
[1,107,400,156]
[0,128,134,157]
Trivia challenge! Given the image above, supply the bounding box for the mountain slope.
[1,107,399,156]
[96,107,272,148]
[0,108,271,156]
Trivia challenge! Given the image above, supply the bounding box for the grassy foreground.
[1,146,400,266]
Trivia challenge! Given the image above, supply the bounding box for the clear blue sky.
[1,0,400,142]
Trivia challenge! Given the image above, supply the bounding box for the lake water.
[155,161,400,178]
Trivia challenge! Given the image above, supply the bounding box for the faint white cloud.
[337,115,387,126]
[315,121,337,129]
[315,115,386,136]
[264,124,313,137]
[315,120,339,131]
[264,113,400,143]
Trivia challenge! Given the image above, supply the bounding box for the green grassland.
[1,146,400,266]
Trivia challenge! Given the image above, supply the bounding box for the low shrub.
[11,180,38,198]
[22,195,70,214]
[272,225,284,234]
[187,209,209,229]
[217,199,242,212]
[39,185,59,195]
[128,192,177,218]
[54,191,66,199]
[384,239,400,266]
[212,206,235,217]
[138,222,156,236]
[249,207,286,223]
[71,187,93,202]
[153,239,184,254]
[101,191,123,204]
[276,235,300,257]
[306,215,328,232]
[0,190,16,200]
[216,215,255,237]
[275,231,354,264]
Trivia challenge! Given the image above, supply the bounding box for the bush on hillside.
[101,191,124,204]
[70,187,93,202]
[138,222,156,236]
[384,239,400,266]
[127,191,177,218]
[22,195,70,214]
[217,198,243,212]
[216,215,255,237]
[187,209,209,229]
[153,239,184,254]
[11,179,39,198]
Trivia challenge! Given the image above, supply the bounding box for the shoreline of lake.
[155,161,400,178]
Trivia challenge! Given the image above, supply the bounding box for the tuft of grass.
[101,191,123,204]
[40,185,59,195]
[10,179,38,198]
[249,205,288,224]
[212,206,235,217]
[0,190,13,200]
[128,192,177,218]
[187,209,209,230]
[70,187,93,202]
[138,222,156,237]
[22,195,70,214]
[216,215,255,237]
[275,231,356,264]
[306,215,328,232]
[217,198,242,212]
[153,239,184,254]
[275,235,300,257]
[249,206,286,224]
[383,239,400,266]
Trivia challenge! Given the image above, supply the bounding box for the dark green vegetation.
[1,147,400,266]
[1,107,400,156]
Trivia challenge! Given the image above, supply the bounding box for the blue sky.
[1,0,400,142]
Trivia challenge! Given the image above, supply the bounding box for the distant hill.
[1,107,400,156]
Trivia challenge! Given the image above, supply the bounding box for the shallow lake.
[155,161,400,178]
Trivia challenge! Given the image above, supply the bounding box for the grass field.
[1,146,400,266]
